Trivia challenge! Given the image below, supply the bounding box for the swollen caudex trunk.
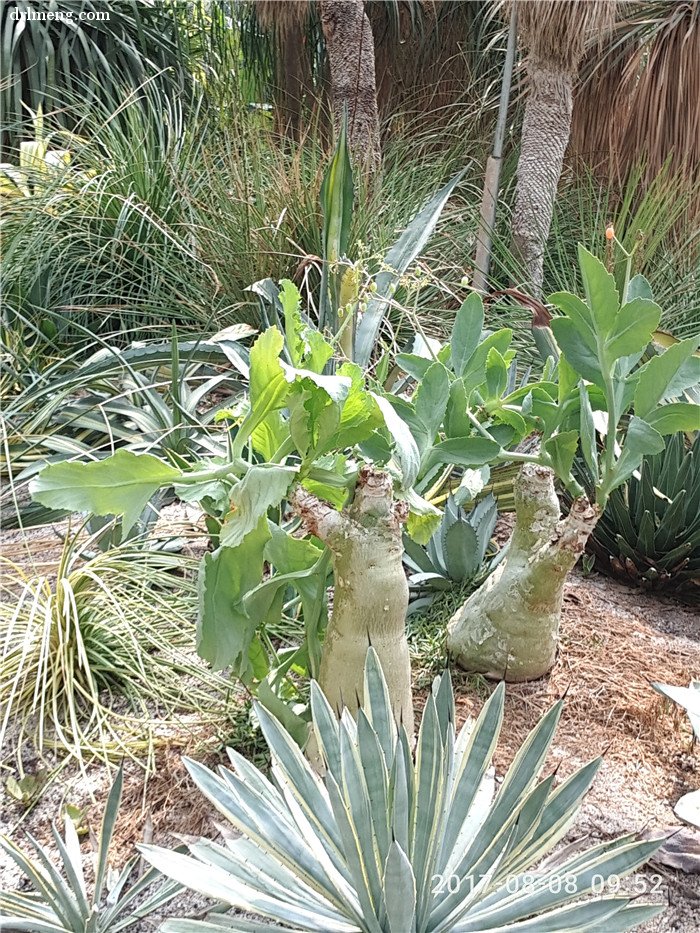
[291,467,413,736]
[447,464,599,682]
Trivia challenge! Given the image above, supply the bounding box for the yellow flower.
[605,224,615,241]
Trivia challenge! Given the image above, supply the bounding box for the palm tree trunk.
[512,63,574,295]
[319,0,381,172]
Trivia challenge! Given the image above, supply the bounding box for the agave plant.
[586,432,700,596]
[0,767,181,931]
[141,649,662,933]
[403,493,500,611]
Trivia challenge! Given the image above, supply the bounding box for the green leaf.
[635,336,700,418]
[557,353,579,407]
[625,273,653,301]
[645,402,700,435]
[236,327,289,458]
[606,297,662,362]
[550,318,603,387]
[255,685,310,749]
[543,431,579,484]
[30,450,181,534]
[197,519,270,672]
[451,293,484,377]
[461,330,513,394]
[547,292,596,352]
[443,518,480,582]
[321,114,354,263]
[355,170,465,367]
[484,348,508,400]
[279,279,305,367]
[304,329,335,374]
[413,362,451,452]
[372,393,421,488]
[577,244,619,337]
[329,363,383,452]
[384,843,416,933]
[579,384,598,476]
[405,489,442,545]
[608,417,665,495]
[396,353,433,381]
[444,379,472,439]
[423,437,501,474]
[220,466,297,548]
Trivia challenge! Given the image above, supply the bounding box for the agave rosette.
[141,650,662,932]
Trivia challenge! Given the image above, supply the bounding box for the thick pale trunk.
[447,464,599,682]
[291,467,413,733]
[319,0,381,172]
[512,63,574,296]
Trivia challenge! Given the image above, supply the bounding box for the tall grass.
[3,78,697,370]
[544,161,700,336]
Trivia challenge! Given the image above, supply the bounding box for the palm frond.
[512,0,617,71]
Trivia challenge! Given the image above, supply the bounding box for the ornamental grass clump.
[0,542,231,764]
[140,649,663,933]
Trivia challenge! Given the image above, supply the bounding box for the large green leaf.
[30,449,181,533]
[423,437,501,474]
[279,279,306,368]
[634,336,700,418]
[644,402,700,435]
[413,362,451,453]
[608,417,665,495]
[197,519,270,672]
[451,294,485,377]
[543,431,579,485]
[235,328,289,458]
[220,466,297,548]
[549,318,603,387]
[372,393,421,488]
[605,298,661,363]
[355,171,465,367]
[577,244,619,337]
[321,117,354,264]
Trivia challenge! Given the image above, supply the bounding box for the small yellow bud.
[605,224,615,241]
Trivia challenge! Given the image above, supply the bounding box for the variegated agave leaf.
[143,649,664,933]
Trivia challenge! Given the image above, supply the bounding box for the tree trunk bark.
[512,63,575,296]
[446,464,599,682]
[319,0,381,173]
[291,466,413,733]
[274,21,307,141]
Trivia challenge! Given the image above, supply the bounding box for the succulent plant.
[0,767,181,932]
[140,649,663,933]
[586,432,700,597]
[403,494,501,611]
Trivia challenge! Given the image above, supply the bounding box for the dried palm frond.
[569,0,699,222]
[615,0,700,182]
[569,35,636,173]
[254,0,310,35]
[511,0,617,71]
